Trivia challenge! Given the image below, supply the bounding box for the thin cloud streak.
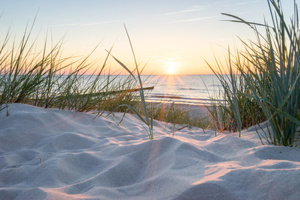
[236,2,248,5]
[165,6,207,15]
[170,16,217,23]
[51,20,119,27]
[222,1,249,7]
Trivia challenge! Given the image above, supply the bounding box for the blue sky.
[0,0,296,74]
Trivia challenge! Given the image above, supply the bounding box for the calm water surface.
[82,74,224,105]
[142,75,223,105]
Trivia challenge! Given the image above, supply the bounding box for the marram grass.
[209,0,300,146]
[107,25,154,139]
[0,21,137,115]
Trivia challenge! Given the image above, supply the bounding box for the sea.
[127,75,224,106]
[76,74,224,106]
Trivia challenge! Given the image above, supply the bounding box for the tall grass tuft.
[207,50,267,134]
[107,26,154,139]
[0,21,136,115]
[210,0,300,146]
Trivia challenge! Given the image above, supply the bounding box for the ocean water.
[80,74,224,105]
[142,75,224,105]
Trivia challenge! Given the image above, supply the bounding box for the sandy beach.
[148,101,211,119]
[1,103,300,200]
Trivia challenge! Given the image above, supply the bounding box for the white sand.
[1,104,300,200]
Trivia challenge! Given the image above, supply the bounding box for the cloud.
[165,5,207,15]
[236,2,248,5]
[51,20,118,27]
[222,1,249,7]
[170,16,217,23]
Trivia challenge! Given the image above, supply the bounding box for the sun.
[166,62,176,74]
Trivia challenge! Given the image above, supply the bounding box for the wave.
[178,87,202,91]
[147,95,224,102]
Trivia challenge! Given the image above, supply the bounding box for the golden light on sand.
[166,62,176,74]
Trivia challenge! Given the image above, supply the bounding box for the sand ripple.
[0,104,300,200]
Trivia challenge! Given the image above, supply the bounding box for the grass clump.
[207,51,267,134]
[107,26,154,139]
[0,21,137,115]
[140,102,210,134]
[209,0,300,146]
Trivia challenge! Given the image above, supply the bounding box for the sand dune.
[1,104,300,200]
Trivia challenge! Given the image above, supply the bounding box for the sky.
[0,0,296,75]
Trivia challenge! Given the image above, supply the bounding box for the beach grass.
[107,25,154,139]
[208,0,300,146]
[207,50,267,134]
[0,21,138,115]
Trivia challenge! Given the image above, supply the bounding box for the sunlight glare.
[167,62,176,74]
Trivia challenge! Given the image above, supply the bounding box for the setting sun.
[166,62,176,74]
